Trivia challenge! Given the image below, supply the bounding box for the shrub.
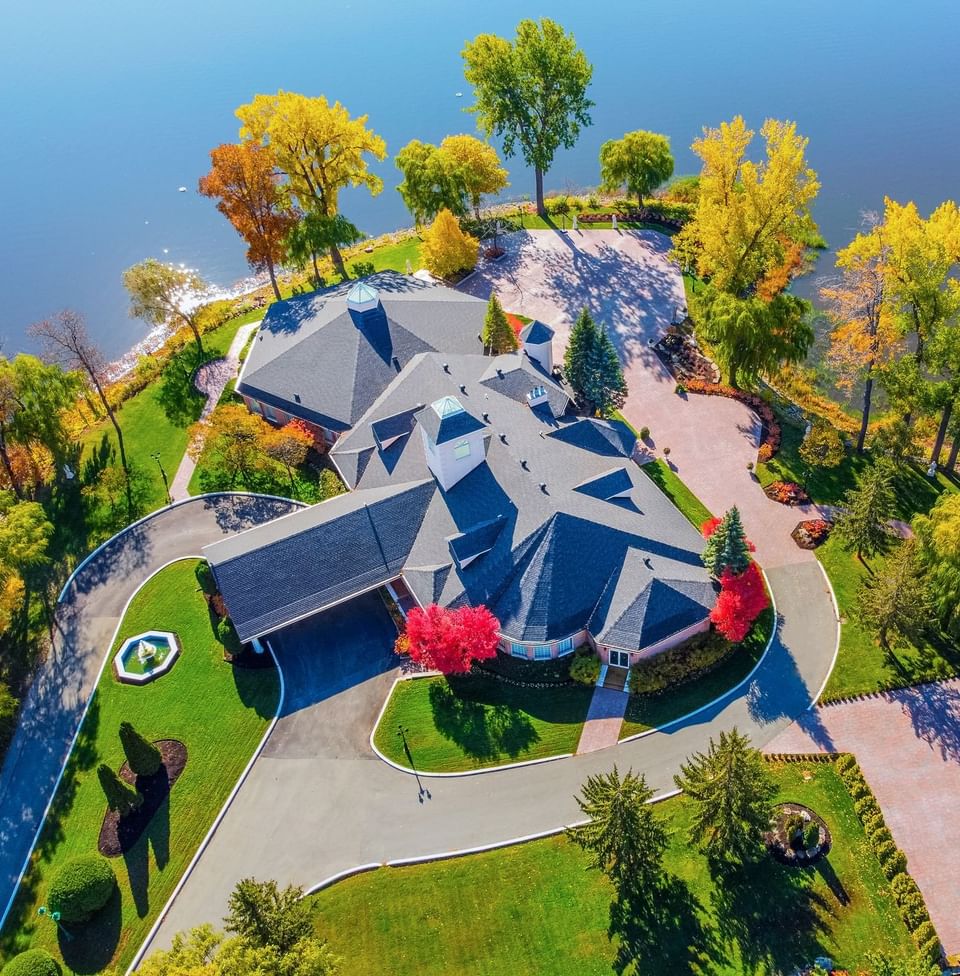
[675,382,686,395]
[586,194,600,209]
[882,848,908,879]
[629,629,734,695]
[854,796,881,821]
[421,209,479,279]
[48,854,117,922]
[195,561,216,595]
[97,763,143,817]
[916,935,942,967]
[217,616,243,655]
[874,839,898,863]
[912,921,938,950]
[763,481,811,506]
[119,721,162,777]
[569,648,600,685]
[782,812,804,839]
[802,820,820,849]
[899,892,930,929]
[835,754,857,775]
[0,682,17,756]
[870,826,894,848]
[863,813,886,837]
[0,951,61,976]
[892,872,921,900]
[847,779,871,801]
[639,426,650,441]
[351,260,375,277]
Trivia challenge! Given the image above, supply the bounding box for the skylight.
[431,395,465,418]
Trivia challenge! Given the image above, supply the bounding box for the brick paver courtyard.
[764,680,960,956]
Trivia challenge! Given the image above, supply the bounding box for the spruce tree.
[835,460,896,560]
[563,308,597,403]
[482,294,518,354]
[119,721,162,777]
[673,727,776,863]
[97,763,143,818]
[581,324,628,416]
[855,537,932,651]
[702,506,750,577]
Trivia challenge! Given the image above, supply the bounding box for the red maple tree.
[402,603,500,674]
[701,515,756,551]
[710,562,769,642]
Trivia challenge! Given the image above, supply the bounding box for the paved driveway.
[765,680,960,955]
[464,230,831,569]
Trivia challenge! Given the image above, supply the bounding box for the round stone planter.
[113,630,180,685]
[764,802,832,866]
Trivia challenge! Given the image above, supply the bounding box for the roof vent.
[392,355,401,372]
[496,368,504,378]
[520,459,528,469]
[499,432,507,443]
[459,384,467,394]
[482,412,490,422]
[539,482,547,492]
[442,362,450,373]
[294,393,301,404]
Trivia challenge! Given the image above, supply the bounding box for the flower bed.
[765,802,831,866]
[791,519,833,549]
[764,480,810,506]
[682,378,781,461]
[654,331,719,383]
[576,204,689,231]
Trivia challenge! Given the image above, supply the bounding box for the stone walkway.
[576,686,629,754]
[168,322,259,501]
[764,680,960,956]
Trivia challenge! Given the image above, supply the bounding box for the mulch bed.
[791,519,834,549]
[653,330,720,383]
[764,480,810,506]
[764,801,832,866]
[97,740,187,857]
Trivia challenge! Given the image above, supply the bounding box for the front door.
[609,649,630,669]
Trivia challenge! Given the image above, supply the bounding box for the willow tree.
[236,91,387,279]
[463,19,593,218]
[124,259,208,356]
[599,130,674,207]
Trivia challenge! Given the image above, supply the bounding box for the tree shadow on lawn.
[709,857,833,974]
[156,350,208,427]
[121,791,171,919]
[609,874,720,975]
[428,679,541,761]
[58,883,122,975]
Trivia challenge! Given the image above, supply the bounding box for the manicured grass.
[620,607,774,738]
[817,534,960,700]
[640,460,713,528]
[0,560,278,973]
[373,673,593,772]
[306,761,913,975]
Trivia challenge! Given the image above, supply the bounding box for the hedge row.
[834,754,943,972]
[629,629,735,696]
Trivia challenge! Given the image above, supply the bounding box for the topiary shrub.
[48,854,117,922]
[216,616,243,655]
[870,826,894,848]
[803,820,820,850]
[847,779,871,801]
[569,648,600,686]
[892,872,921,901]
[97,763,143,817]
[854,796,881,822]
[194,561,216,596]
[899,892,930,930]
[119,721,162,777]
[0,949,61,976]
[639,426,650,441]
[863,812,886,836]
[882,848,908,880]
[912,921,938,951]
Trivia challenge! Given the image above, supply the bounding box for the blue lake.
[3,0,959,358]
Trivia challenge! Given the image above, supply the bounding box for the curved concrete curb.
[126,632,286,974]
[810,560,841,707]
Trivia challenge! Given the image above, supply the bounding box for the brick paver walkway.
[576,686,629,754]
[169,322,259,500]
[764,679,960,956]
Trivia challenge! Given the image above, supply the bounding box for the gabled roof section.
[447,516,507,570]
[203,480,436,642]
[546,418,636,457]
[416,396,487,445]
[371,405,424,451]
[520,320,554,344]
[478,354,568,418]
[573,466,634,501]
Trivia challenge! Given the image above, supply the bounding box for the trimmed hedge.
[0,950,61,976]
[835,754,942,966]
[47,853,117,922]
[629,629,734,696]
[569,648,600,686]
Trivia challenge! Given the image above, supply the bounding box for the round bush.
[1,950,61,976]
[847,780,871,801]
[899,893,930,930]
[48,854,117,922]
[854,796,880,822]
[863,813,886,836]
[216,616,243,655]
[802,821,820,850]
[871,826,894,848]
[912,921,938,949]
[892,872,919,898]
[569,649,600,686]
[882,849,908,880]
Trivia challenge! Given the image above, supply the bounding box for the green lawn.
[0,560,279,973]
[620,607,774,738]
[817,534,960,700]
[306,761,913,975]
[640,459,713,528]
[373,673,593,772]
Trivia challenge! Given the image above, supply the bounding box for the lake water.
[3,0,959,360]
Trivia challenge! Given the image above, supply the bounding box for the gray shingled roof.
[478,355,568,418]
[203,481,435,641]
[415,397,488,445]
[237,272,485,432]
[546,418,636,457]
[447,516,507,569]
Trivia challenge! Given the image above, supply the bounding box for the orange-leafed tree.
[402,603,500,674]
[421,209,479,280]
[199,143,296,302]
[263,421,314,488]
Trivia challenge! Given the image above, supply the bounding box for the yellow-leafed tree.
[421,209,479,280]
[439,135,508,217]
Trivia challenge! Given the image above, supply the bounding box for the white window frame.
[534,644,551,660]
[263,403,278,423]
[609,649,630,669]
[557,637,574,656]
[453,440,471,459]
[248,399,262,414]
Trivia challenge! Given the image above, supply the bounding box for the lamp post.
[397,724,430,802]
[151,452,171,505]
[38,905,72,941]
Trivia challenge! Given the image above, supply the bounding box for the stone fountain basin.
[114,630,180,685]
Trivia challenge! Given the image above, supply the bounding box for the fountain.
[114,630,180,685]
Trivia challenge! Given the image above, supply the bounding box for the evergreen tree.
[566,766,668,902]
[834,460,896,560]
[563,308,597,399]
[119,721,163,777]
[581,324,627,416]
[482,294,518,354]
[673,727,776,863]
[226,878,311,954]
[702,507,750,577]
[97,763,143,818]
[855,538,932,651]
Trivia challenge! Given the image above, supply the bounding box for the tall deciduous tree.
[225,878,311,954]
[124,259,208,355]
[439,134,508,217]
[692,285,813,388]
[599,130,674,207]
[401,603,499,674]
[236,91,386,279]
[284,213,363,287]
[834,460,896,561]
[821,216,899,453]
[0,493,53,636]
[482,294,518,354]
[463,19,593,217]
[674,116,820,297]
[566,766,668,901]
[262,422,313,489]
[673,727,776,863]
[855,537,932,650]
[913,492,960,636]
[395,140,466,228]
[799,420,845,471]
[198,142,296,302]
[420,209,479,280]
[189,404,271,488]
